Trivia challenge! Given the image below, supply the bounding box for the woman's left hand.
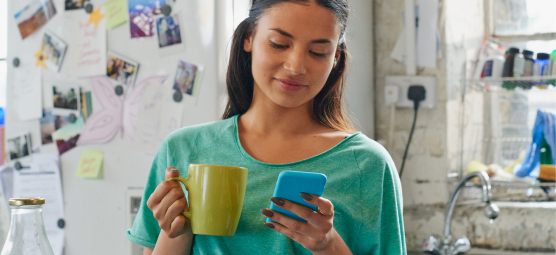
[260,193,352,255]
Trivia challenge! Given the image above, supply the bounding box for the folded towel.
[514,110,556,178]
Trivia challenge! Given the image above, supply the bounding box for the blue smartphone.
[267,170,327,223]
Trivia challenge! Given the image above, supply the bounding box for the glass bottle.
[1,198,54,255]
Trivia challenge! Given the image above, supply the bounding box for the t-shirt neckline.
[232,115,361,166]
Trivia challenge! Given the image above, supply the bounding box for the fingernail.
[263,223,274,229]
[271,197,285,206]
[300,192,313,201]
[261,209,273,218]
[169,168,178,173]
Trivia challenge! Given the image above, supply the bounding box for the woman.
[126,0,406,254]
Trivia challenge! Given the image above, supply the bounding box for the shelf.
[465,179,556,189]
[465,76,556,91]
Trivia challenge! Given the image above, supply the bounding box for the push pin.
[115,85,124,96]
[85,3,94,14]
[173,90,183,102]
[14,161,30,171]
[68,113,77,123]
[57,219,65,229]
[161,5,172,16]
[39,55,43,61]
[13,58,20,67]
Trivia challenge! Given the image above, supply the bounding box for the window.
[494,0,556,36]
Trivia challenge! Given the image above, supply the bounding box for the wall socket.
[385,76,436,108]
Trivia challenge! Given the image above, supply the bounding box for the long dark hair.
[222,0,354,133]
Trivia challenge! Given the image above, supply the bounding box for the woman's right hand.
[147,166,192,238]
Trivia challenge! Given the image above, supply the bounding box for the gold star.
[34,45,47,69]
[87,6,105,28]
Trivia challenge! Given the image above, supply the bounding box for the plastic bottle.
[533,53,551,76]
[513,51,525,77]
[502,47,521,90]
[1,198,54,255]
[549,50,556,85]
[478,51,505,79]
[523,50,535,76]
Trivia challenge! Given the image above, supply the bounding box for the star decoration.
[87,6,105,28]
[34,45,48,69]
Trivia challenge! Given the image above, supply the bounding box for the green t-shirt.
[126,115,406,254]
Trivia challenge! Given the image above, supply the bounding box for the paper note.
[76,150,103,178]
[62,11,107,78]
[105,0,128,29]
[13,67,42,121]
[13,153,65,255]
[133,82,185,155]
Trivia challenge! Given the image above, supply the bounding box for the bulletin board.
[4,0,228,254]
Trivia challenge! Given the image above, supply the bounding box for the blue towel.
[514,110,556,178]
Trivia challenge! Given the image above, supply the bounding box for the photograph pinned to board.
[7,133,32,161]
[52,117,83,155]
[107,52,140,88]
[81,90,93,121]
[173,60,203,96]
[14,0,57,39]
[40,109,71,145]
[128,0,166,38]
[40,31,68,72]
[157,14,182,48]
[65,0,91,10]
[52,84,81,117]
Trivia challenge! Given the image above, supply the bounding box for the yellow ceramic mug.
[168,164,248,236]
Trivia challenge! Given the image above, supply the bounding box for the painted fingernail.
[263,223,275,229]
[271,197,285,206]
[300,192,313,201]
[168,167,178,173]
[261,209,274,218]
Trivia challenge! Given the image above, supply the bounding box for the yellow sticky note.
[76,150,104,178]
[105,0,128,29]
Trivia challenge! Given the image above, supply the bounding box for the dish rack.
[454,76,556,201]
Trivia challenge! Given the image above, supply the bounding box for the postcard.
[173,60,200,96]
[156,14,182,48]
[52,118,83,155]
[107,52,140,87]
[51,84,81,117]
[14,0,57,39]
[41,31,67,72]
[7,133,32,161]
[128,0,166,38]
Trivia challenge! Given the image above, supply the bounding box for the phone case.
[267,170,327,223]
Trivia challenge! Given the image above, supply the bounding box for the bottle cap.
[508,47,520,54]
[537,53,550,60]
[9,198,45,206]
[522,50,534,57]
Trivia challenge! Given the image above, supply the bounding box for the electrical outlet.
[385,76,436,108]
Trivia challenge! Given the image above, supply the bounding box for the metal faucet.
[423,171,500,255]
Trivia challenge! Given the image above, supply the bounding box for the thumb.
[165,166,180,179]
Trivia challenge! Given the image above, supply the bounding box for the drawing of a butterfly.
[77,75,168,146]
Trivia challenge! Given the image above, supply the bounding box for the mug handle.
[167,176,192,220]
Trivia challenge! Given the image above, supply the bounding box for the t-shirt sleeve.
[125,139,169,249]
[353,141,407,255]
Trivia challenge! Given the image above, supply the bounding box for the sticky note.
[105,0,128,29]
[76,150,104,178]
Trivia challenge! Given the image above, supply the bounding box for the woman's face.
[244,1,342,109]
